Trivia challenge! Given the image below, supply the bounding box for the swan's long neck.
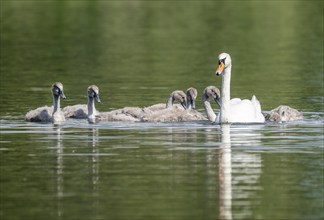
[221,65,231,123]
[88,97,96,117]
[166,95,173,108]
[202,93,217,122]
[53,95,60,114]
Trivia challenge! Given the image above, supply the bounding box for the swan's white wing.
[251,95,262,113]
[230,99,265,123]
[230,98,241,105]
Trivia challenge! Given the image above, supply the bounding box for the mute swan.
[142,89,206,122]
[185,87,208,121]
[66,85,141,123]
[86,85,101,123]
[81,86,143,122]
[98,107,143,122]
[215,53,265,123]
[186,87,197,109]
[142,106,205,122]
[202,86,221,123]
[63,85,101,122]
[143,90,187,112]
[25,82,66,124]
[141,90,186,122]
[265,105,303,122]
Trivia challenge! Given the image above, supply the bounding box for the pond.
[1,1,323,220]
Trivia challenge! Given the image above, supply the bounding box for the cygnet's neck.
[53,95,60,113]
[87,96,96,117]
[220,65,231,123]
[202,93,216,122]
[186,96,193,109]
[166,94,174,108]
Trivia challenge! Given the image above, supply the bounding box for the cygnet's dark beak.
[214,97,221,108]
[181,101,187,110]
[60,91,66,99]
[95,94,101,103]
[191,100,196,109]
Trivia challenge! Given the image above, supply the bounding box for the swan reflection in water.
[219,124,232,220]
[53,127,100,219]
[90,128,100,194]
[218,124,263,220]
[53,127,63,219]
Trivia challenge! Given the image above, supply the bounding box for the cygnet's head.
[172,90,187,110]
[203,86,221,107]
[215,52,232,76]
[186,87,198,109]
[52,82,66,99]
[87,85,101,103]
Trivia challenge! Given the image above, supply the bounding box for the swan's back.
[143,103,165,112]
[25,106,53,122]
[265,105,303,122]
[142,107,206,122]
[144,90,187,112]
[226,96,265,123]
[63,104,88,119]
[142,107,186,122]
[98,107,143,122]
[142,88,206,122]
[185,109,207,121]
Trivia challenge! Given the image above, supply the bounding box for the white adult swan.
[265,105,303,122]
[202,86,221,123]
[215,53,265,123]
[25,82,66,124]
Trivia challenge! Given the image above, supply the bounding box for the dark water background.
[1,1,323,220]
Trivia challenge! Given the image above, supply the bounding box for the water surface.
[1,1,323,220]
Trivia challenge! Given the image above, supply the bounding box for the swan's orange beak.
[215,62,225,76]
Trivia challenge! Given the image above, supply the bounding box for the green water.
[1,1,323,220]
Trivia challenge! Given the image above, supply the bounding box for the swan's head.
[186,87,198,109]
[172,90,187,110]
[87,85,101,103]
[215,52,232,76]
[52,82,66,99]
[203,86,221,107]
